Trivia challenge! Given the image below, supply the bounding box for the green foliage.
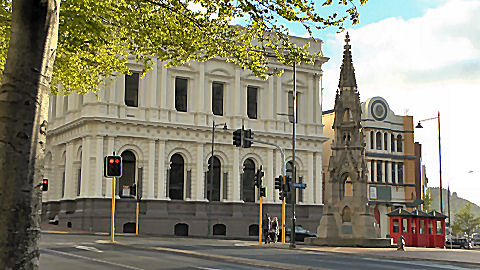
[451,203,480,236]
[1,0,368,95]
[423,192,432,212]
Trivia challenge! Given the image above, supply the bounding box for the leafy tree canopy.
[1,0,367,95]
[451,203,480,236]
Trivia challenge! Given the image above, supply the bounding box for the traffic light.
[284,176,291,192]
[104,155,122,177]
[254,166,264,188]
[274,176,282,190]
[42,178,48,191]
[233,129,242,147]
[136,195,142,202]
[260,187,266,197]
[243,129,253,148]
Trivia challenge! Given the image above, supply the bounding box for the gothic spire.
[338,32,357,90]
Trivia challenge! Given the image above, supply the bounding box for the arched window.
[384,133,388,150]
[249,224,259,236]
[342,206,351,223]
[370,161,375,182]
[377,161,383,182]
[242,159,256,202]
[119,150,136,196]
[169,154,185,200]
[397,135,403,152]
[343,108,352,122]
[343,176,353,197]
[207,156,221,201]
[376,132,382,150]
[374,207,380,227]
[391,134,395,152]
[370,131,374,149]
[213,224,226,235]
[174,223,188,236]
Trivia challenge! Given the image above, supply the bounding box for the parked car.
[446,237,472,249]
[281,225,317,242]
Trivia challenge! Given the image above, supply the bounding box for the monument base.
[305,237,392,247]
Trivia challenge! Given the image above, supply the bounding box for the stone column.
[196,62,205,113]
[306,152,314,204]
[265,149,274,202]
[143,140,155,199]
[64,142,74,200]
[315,152,322,204]
[233,67,241,117]
[156,140,167,199]
[149,62,157,107]
[80,136,91,197]
[313,74,321,125]
[195,143,206,200]
[276,74,284,120]
[92,136,104,197]
[231,147,241,201]
[307,74,314,124]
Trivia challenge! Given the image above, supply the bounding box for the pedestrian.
[397,235,405,251]
[271,217,279,243]
[264,214,271,244]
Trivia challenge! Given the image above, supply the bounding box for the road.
[39,233,479,270]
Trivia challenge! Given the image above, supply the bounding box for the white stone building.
[42,37,329,237]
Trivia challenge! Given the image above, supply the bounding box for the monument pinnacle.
[338,32,357,90]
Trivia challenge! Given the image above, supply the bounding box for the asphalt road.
[39,233,479,270]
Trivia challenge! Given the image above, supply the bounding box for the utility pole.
[291,62,297,248]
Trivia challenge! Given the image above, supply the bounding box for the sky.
[298,0,480,206]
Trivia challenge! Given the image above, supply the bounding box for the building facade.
[42,37,328,238]
[322,96,421,237]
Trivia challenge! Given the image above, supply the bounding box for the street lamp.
[207,119,227,237]
[415,111,443,214]
[209,120,227,201]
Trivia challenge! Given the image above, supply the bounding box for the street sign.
[292,183,306,189]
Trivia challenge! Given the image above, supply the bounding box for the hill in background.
[428,187,480,224]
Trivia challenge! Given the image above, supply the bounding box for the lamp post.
[416,111,443,214]
[208,119,227,236]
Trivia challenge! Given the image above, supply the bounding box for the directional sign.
[292,183,307,189]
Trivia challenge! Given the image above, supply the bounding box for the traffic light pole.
[136,201,139,235]
[259,196,263,245]
[111,176,116,243]
[282,176,286,243]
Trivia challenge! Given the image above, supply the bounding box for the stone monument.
[306,33,390,247]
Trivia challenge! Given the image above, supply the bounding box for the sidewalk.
[256,242,480,266]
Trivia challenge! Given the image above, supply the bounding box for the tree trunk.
[0,0,59,269]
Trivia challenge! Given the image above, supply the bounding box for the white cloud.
[321,0,480,205]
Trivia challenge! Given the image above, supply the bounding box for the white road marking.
[75,245,103,253]
[42,248,144,270]
[196,267,221,270]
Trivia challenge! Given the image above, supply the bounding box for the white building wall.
[45,52,328,206]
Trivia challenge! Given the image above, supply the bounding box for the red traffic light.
[42,178,48,191]
[109,158,114,164]
[115,158,120,164]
